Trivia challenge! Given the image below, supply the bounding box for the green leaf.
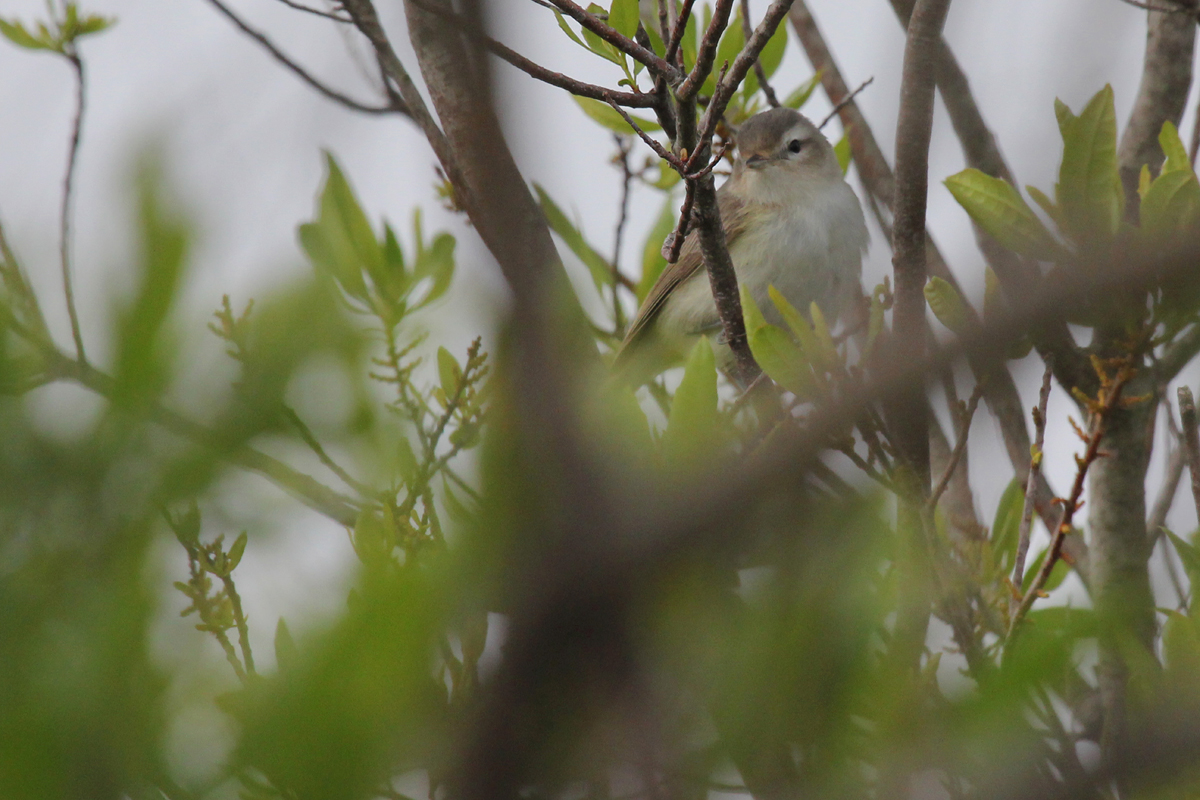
[437,346,462,399]
[944,169,1064,261]
[1166,528,1200,578]
[553,9,588,48]
[833,132,851,175]
[75,14,114,37]
[1163,611,1200,676]
[638,194,678,302]
[990,478,1024,571]
[608,0,639,38]
[414,232,456,307]
[768,285,821,365]
[1053,98,1076,139]
[742,288,811,396]
[572,96,662,134]
[227,532,248,573]
[0,18,53,50]
[757,22,788,80]
[322,154,384,280]
[661,339,719,470]
[580,4,624,64]
[783,72,822,110]
[1025,184,1068,234]
[535,184,614,292]
[395,437,419,484]
[274,618,297,672]
[1160,120,1191,175]
[1021,547,1070,594]
[1140,169,1200,237]
[1056,85,1123,241]
[924,277,968,334]
[706,16,744,97]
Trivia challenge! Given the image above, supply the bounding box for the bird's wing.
[616,185,751,359]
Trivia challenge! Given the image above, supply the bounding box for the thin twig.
[219,571,256,677]
[1008,362,1137,641]
[202,0,401,115]
[928,382,983,509]
[543,0,683,82]
[662,180,696,263]
[1178,385,1200,522]
[677,0,736,100]
[410,0,657,107]
[283,405,376,499]
[817,76,874,130]
[665,0,699,64]
[60,50,87,364]
[611,135,633,332]
[273,0,352,22]
[1011,363,1053,601]
[1152,398,1189,608]
[740,0,780,106]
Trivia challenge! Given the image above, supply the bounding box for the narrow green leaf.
[1056,85,1123,241]
[783,72,822,110]
[833,132,851,175]
[638,194,678,302]
[322,153,384,280]
[944,169,1064,261]
[661,339,719,470]
[1021,547,1070,594]
[395,437,419,484]
[437,346,462,398]
[1025,184,1068,234]
[1166,528,1200,578]
[924,277,968,334]
[1140,169,1200,237]
[535,184,614,292]
[990,478,1024,571]
[1163,611,1200,676]
[0,19,52,50]
[76,14,113,36]
[580,4,624,64]
[1053,98,1076,139]
[572,96,662,134]
[757,21,788,80]
[227,532,248,573]
[1160,120,1191,175]
[553,9,588,48]
[768,285,820,362]
[608,0,639,38]
[809,302,837,368]
[743,288,812,397]
[706,16,744,97]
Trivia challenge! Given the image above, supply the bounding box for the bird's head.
[732,108,842,191]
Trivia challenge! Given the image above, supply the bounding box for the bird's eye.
[788,139,803,154]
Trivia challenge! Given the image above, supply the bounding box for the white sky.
[1,1,1197,779]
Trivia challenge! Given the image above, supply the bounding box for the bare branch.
[665,0,699,63]
[889,0,954,485]
[928,381,983,509]
[1178,385,1200,523]
[543,0,683,82]
[1117,0,1198,206]
[202,0,402,115]
[59,49,87,364]
[273,0,353,22]
[410,0,658,107]
[816,76,873,130]
[676,0,735,101]
[740,0,780,106]
[1012,363,1053,601]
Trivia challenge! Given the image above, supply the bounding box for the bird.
[613,107,870,384]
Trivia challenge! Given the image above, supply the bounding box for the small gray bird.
[615,108,870,381]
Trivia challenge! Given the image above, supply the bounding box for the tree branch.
[1117,0,1198,208]
[889,0,953,486]
[543,0,683,82]
[409,0,658,107]
[1011,362,1053,601]
[59,48,87,364]
[202,0,403,115]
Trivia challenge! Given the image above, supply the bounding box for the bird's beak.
[745,153,770,169]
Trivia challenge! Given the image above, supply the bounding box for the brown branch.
[1178,386,1200,522]
[676,0,735,100]
[1011,362,1053,601]
[788,2,1089,577]
[665,0,699,63]
[543,0,683,82]
[1009,362,1137,641]
[273,0,352,22]
[1117,0,1198,207]
[928,382,983,509]
[201,0,402,115]
[59,48,87,364]
[741,0,780,106]
[816,76,873,130]
[410,0,658,107]
[889,0,953,486]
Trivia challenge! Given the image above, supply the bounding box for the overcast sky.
[0,1,1194,777]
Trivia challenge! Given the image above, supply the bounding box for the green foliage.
[943,169,1064,261]
[924,276,968,334]
[535,183,617,292]
[0,3,113,54]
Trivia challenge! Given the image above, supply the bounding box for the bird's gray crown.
[734,108,820,154]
